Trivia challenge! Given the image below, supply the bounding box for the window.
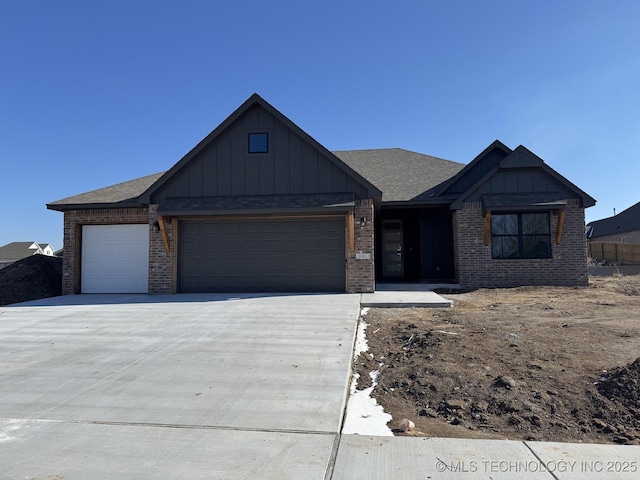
[248,133,268,153]
[491,212,551,259]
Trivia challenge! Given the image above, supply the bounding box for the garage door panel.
[81,225,149,293]
[179,217,345,292]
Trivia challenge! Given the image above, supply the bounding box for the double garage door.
[178,217,346,293]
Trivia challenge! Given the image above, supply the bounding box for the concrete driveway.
[0,293,361,479]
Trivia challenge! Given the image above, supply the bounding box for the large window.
[491,212,551,259]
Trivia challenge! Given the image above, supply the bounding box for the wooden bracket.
[483,211,491,246]
[555,210,565,245]
[347,213,355,253]
[158,215,171,254]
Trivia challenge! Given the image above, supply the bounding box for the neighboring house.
[39,243,55,256]
[0,242,55,269]
[586,201,640,243]
[47,94,596,294]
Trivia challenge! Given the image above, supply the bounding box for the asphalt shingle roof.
[47,172,164,209]
[587,201,640,239]
[0,242,40,261]
[47,149,466,209]
[333,148,464,202]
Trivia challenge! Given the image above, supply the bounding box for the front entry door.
[382,220,404,277]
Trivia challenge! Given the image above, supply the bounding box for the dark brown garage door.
[178,217,346,292]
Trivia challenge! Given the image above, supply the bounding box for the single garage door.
[81,224,149,293]
[179,217,345,292]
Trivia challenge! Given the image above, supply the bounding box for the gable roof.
[45,95,593,213]
[138,93,382,203]
[447,143,596,210]
[587,201,640,239]
[434,140,512,196]
[0,242,42,261]
[334,148,464,203]
[510,146,595,208]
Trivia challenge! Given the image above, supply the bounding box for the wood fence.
[588,242,640,265]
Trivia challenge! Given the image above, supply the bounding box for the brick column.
[148,205,175,294]
[346,199,375,293]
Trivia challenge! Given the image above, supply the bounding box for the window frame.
[490,211,552,259]
[247,132,269,154]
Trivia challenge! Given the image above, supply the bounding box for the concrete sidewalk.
[361,283,456,308]
[332,436,640,479]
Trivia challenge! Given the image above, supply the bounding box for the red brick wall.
[453,199,588,288]
[148,205,175,294]
[61,208,150,294]
[346,199,375,293]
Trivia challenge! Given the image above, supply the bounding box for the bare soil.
[355,275,640,445]
[0,255,62,306]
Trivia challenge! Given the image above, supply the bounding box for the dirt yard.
[355,275,640,445]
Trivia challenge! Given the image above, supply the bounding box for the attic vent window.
[248,133,268,153]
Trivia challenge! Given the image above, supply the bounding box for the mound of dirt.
[0,255,62,306]
[598,358,640,413]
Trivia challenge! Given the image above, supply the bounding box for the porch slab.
[361,285,453,308]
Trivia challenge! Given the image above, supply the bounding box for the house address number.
[355,252,371,260]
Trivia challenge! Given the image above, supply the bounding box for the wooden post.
[172,218,179,294]
[347,213,355,253]
[555,210,565,245]
[158,215,171,255]
[483,212,491,246]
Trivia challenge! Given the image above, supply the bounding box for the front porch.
[376,206,457,284]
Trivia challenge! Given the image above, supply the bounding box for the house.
[0,242,56,269]
[587,201,640,243]
[47,94,596,294]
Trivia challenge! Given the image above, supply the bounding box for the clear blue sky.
[2,1,639,250]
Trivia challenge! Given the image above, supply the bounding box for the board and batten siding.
[150,104,369,203]
[462,169,578,202]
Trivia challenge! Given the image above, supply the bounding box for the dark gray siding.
[178,217,346,293]
[444,147,509,195]
[463,169,579,202]
[151,104,369,203]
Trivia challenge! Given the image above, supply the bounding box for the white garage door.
[82,225,149,293]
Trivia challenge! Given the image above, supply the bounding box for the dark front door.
[420,208,455,280]
[382,219,404,277]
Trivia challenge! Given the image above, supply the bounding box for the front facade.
[48,94,595,294]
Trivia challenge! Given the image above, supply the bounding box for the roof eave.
[538,163,596,208]
[381,197,455,208]
[46,199,147,212]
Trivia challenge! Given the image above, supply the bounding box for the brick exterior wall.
[453,199,588,288]
[61,208,150,295]
[62,202,376,295]
[346,199,375,293]
[589,230,640,243]
[148,205,175,294]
